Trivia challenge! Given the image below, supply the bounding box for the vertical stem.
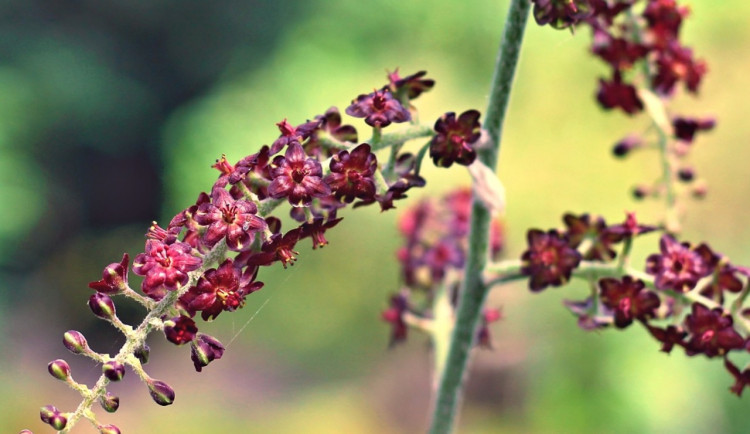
[428,1,530,433]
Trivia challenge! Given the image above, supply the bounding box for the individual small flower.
[672,116,715,143]
[88,293,116,321]
[346,88,410,128]
[268,142,331,207]
[304,107,359,157]
[476,308,502,349]
[645,235,712,292]
[596,71,643,114]
[299,217,343,249]
[429,110,481,168]
[190,334,225,372]
[47,359,71,381]
[562,213,617,261]
[102,361,125,382]
[88,253,129,294]
[684,303,745,357]
[325,143,378,203]
[645,324,686,353]
[598,276,660,328]
[591,30,647,70]
[604,211,658,240]
[725,358,750,397]
[521,229,582,291]
[132,239,203,300]
[179,259,263,321]
[651,42,707,95]
[147,379,175,406]
[386,69,435,100]
[271,118,320,154]
[63,330,89,355]
[39,405,67,430]
[381,292,409,346]
[643,0,690,47]
[243,227,303,269]
[100,392,120,413]
[421,239,465,281]
[532,0,595,29]
[194,187,266,251]
[163,315,198,345]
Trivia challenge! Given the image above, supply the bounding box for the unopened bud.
[632,185,649,200]
[63,330,88,354]
[612,135,641,158]
[190,334,225,372]
[147,379,175,406]
[47,359,71,381]
[692,182,708,199]
[102,361,125,382]
[39,405,67,430]
[89,293,117,320]
[677,167,695,182]
[99,424,121,434]
[99,392,120,413]
[88,253,129,294]
[134,343,150,365]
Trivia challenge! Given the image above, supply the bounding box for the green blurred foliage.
[5,0,750,433]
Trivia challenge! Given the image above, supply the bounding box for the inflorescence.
[32,69,486,433]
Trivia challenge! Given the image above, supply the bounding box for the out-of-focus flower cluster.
[520,213,750,396]
[383,189,504,347]
[35,69,486,433]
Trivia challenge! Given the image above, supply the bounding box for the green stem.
[428,1,530,433]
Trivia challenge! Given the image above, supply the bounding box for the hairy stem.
[428,1,530,433]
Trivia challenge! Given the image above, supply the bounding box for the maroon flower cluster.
[384,188,503,346]
[523,213,750,396]
[40,69,490,433]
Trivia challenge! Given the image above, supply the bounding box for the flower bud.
[63,330,88,354]
[47,359,71,381]
[99,392,120,413]
[88,293,117,320]
[99,424,121,434]
[677,167,695,182]
[88,253,129,294]
[190,334,225,372]
[102,360,125,382]
[39,405,67,430]
[147,379,175,406]
[134,343,150,365]
[612,135,641,158]
[163,315,198,345]
[19,429,33,433]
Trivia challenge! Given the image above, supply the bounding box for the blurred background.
[2,0,750,432]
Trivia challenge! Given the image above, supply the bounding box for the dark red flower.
[521,229,582,291]
[643,0,689,47]
[563,213,617,261]
[88,253,129,294]
[325,143,378,203]
[271,118,320,154]
[299,217,343,250]
[532,0,595,30]
[645,235,712,292]
[684,303,745,357]
[672,116,715,143]
[429,110,481,168]
[382,292,409,346]
[346,88,410,128]
[243,227,303,269]
[596,71,643,115]
[163,315,198,345]
[651,42,707,95]
[591,30,648,71]
[604,212,658,240]
[645,324,686,353]
[386,69,435,100]
[268,142,331,207]
[194,187,266,251]
[132,240,202,300]
[179,258,263,321]
[304,107,358,158]
[724,358,750,397]
[598,276,660,328]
